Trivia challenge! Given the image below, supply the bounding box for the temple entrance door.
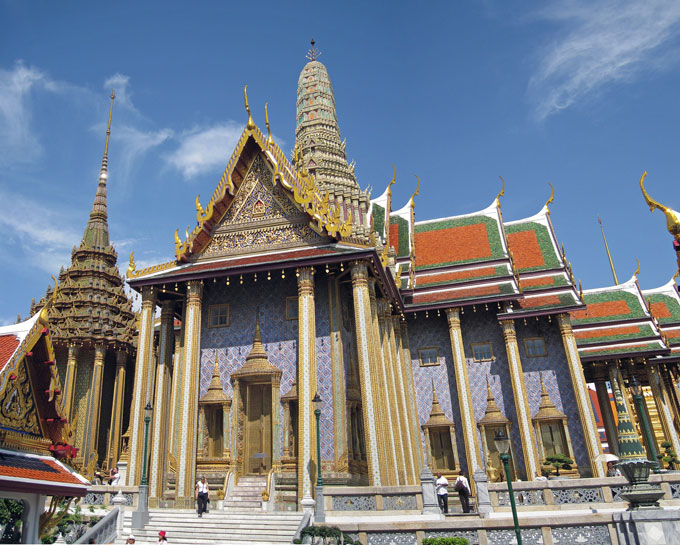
[244,382,272,475]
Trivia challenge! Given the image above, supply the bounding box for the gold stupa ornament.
[201,361,229,403]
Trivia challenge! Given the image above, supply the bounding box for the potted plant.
[660,441,679,470]
[544,453,574,478]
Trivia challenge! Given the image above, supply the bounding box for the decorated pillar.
[556,314,605,477]
[446,308,482,474]
[106,350,127,470]
[390,315,416,484]
[647,364,680,458]
[297,267,317,503]
[608,365,646,460]
[81,343,106,472]
[368,281,397,485]
[594,370,619,456]
[127,285,157,485]
[500,319,539,479]
[400,321,424,472]
[62,344,79,420]
[149,301,175,507]
[350,261,382,486]
[328,277,348,472]
[175,280,203,508]
[168,323,183,465]
[378,299,406,484]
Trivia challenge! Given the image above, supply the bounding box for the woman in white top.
[195,476,209,517]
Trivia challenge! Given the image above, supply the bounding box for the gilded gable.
[0,359,42,437]
[199,153,325,259]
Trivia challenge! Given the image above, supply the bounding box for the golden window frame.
[470,342,494,362]
[208,303,230,328]
[523,336,547,357]
[285,296,298,320]
[418,346,440,367]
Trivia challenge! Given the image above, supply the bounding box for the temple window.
[286,296,298,320]
[418,347,439,367]
[208,304,229,328]
[422,387,459,472]
[524,337,547,357]
[478,377,516,481]
[471,342,494,361]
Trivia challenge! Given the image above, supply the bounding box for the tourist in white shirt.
[454,470,471,513]
[435,471,449,514]
[195,476,209,517]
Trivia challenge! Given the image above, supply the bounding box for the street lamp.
[629,375,660,473]
[141,402,153,486]
[495,429,522,545]
[312,393,323,487]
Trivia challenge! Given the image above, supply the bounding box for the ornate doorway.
[244,382,272,474]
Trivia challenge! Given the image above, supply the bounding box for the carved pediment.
[0,359,42,437]
[198,153,325,259]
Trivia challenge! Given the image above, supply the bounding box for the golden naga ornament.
[640,171,680,240]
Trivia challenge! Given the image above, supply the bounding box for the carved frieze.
[0,360,41,436]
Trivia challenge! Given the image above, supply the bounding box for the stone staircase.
[224,475,267,512]
[116,508,304,545]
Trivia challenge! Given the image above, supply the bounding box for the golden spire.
[479,375,509,425]
[598,215,619,284]
[388,165,396,197]
[264,102,273,146]
[410,174,420,207]
[633,258,641,278]
[496,175,506,202]
[244,85,255,130]
[545,182,554,211]
[103,89,115,164]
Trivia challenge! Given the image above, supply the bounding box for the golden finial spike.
[579,279,584,303]
[633,258,641,278]
[104,89,115,158]
[127,251,136,275]
[388,165,396,196]
[545,182,555,210]
[306,38,321,62]
[264,102,273,146]
[244,85,255,130]
[598,215,619,285]
[410,174,421,204]
[673,270,679,281]
[496,176,506,202]
[640,170,680,240]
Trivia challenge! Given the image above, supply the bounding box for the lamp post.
[629,375,660,474]
[495,429,521,545]
[312,393,323,487]
[141,402,153,485]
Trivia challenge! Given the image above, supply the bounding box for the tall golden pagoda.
[31,91,136,477]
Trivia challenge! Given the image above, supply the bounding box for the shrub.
[544,453,573,477]
[422,538,470,545]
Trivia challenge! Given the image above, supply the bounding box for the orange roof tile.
[518,295,561,309]
[572,300,631,321]
[413,284,502,303]
[574,325,643,340]
[0,334,20,371]
[418,267,500,286]
[520,276,559,289]
[0,453,84,486]
[649,301,672,320]
[415,224,491,267]
[507,230,545,269]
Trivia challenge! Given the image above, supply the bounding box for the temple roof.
[643,277,680,355]
[0,449,89,496]
[200,362,230,404]
[571,276,669,361]
[0,313,42,373]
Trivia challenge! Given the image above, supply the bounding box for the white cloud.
[528,0,680,120]
[166,122,244,179]
[104,73,138,114]
[111,124,173,182]
[0,187,81,275]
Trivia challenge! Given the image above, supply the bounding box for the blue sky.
[1,1,680,324]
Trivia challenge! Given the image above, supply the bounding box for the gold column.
[400,321,424,473]
[556,314,604,477]
[445,308,482,474]
[594,370,619,456]
[127,285,156,486]
[328,276,348,472]
[297,267,317,503]
[149,301,175,507]
[168,323,183,466]
[175,280,202,508]
[389,315,416,484]
[350,262,382,485]
[62,344,79,420]
[378,299,406,484]
[648,364,680,458]
[500,319,540,479]
[368,282,397,485]
[106,350,127,470]
[81,343,106,472]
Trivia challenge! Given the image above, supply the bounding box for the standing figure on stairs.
[195,476,210,517]
[435,472,449,514]
[455,470,471,513]
[157,530,168,544]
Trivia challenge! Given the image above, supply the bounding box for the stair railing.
[261,468,276,510]
[222,469,235,504]
[74,506,119,544]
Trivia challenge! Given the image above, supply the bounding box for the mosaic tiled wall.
[406,308,591,477]
[198,274,334,460]
[73,350,95,453]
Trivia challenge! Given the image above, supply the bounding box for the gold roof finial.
[598,215,619,285]
[306,38,321,62]
[496,176,506,202]
[388,165,396,197]
[545,182,555,211]
[410,174,421,207]
[244,85,255,130]
[640,171,680,240]
[672,270,679,281]
[633,258,641,278]
[264,102,273,146]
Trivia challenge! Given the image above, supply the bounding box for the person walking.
[454,470,471,513]
[157,530,168,544]
[435,471,449,514]
[195,476,209,517]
